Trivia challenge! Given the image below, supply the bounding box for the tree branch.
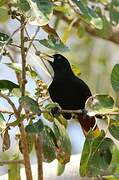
[19,15,33,180]
[54,10,119,45]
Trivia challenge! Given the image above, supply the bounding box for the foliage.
[0,0,119,179]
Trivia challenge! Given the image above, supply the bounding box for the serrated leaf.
[41,125,56,162]
[2,128,10,151]
[72,0,103,29]
[0,7,9,23]
[27,0,53,26]
[25,120,43,134]
[111,64,119,92]
[0,113,6,132]
[39,35,69,52]
[80,130,113,177]
[0,32,12,46]
[53,119,71,164]
[57,162,65,176]
[109,0,119,25]
[8,154,21,180]
[19,95,41,115]
[85,94,114,116]
[0,80,19,93]
[18,0,30,12]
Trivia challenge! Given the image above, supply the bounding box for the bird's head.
[40,53,73,75]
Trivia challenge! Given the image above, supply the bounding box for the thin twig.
[0,91,18,116]
[0,22,27,56]
[0,160,23,166]
[0,109,13,114]
[5,51,21,84]
[9,43,21,49]
[26,27,40,56]
[25,28,52,78]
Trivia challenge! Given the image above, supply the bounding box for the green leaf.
[80,130,94,176]
[27,0,53,26]
[57,162,65,176]
[80,130,113,177]
[85,94,114,116]
[97,16,112,39]
[43,103,60,122]
[53,119,71,164]
[111,64,119,92]
[18,0,30,12]
[0,113,6,133]
[109,0,119,25]
[25,120,43,134]
[72,0,103,29]
[88,137,113,176]
[19,95,41,115]
[0,32,12,46]
[41,125,56,162]
[109,121,119,140]
[39,35,69,52]
[8,154,21,180]
[0,7,9,23]
[0,80,19,92]
[33,0,53,18]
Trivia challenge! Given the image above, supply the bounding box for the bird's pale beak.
[40,53,54,62]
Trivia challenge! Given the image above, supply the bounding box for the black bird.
[42,53,99,135]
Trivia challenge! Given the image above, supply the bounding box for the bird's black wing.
[48,76,92,110]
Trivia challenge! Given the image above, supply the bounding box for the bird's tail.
[77,114,100,137]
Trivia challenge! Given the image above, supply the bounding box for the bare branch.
[26,27,40,56]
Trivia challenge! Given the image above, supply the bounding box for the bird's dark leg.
[62,113,72,119]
